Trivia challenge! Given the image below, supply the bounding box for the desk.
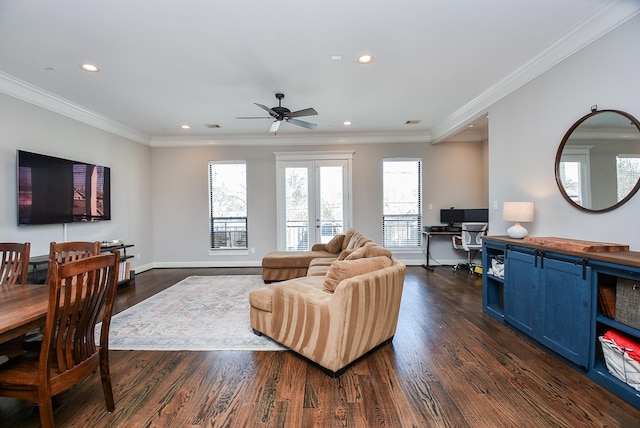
[422,230,460,270]
[0,283,48,345]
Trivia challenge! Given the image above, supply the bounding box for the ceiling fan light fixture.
[357,55,374,64]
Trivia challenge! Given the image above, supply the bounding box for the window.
[616,155,640,202]
[208,161,247,250]
[383,159,421,247]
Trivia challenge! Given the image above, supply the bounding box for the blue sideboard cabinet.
[482,236,640,408]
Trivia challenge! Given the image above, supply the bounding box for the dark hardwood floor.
[2,266,640,427]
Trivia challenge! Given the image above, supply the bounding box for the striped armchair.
[250,256,406,375]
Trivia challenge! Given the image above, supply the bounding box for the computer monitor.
[440,209,465,226]
[440,208,488,226]
[464,209,489,223]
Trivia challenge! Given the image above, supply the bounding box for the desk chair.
[452,222,488,273]
[0,242,31,359]
[0,252,121,428]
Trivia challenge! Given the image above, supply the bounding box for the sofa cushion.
[307,257,337,276]
[262,250,336,268]
[324,234,345,253]
[323,256,393,293]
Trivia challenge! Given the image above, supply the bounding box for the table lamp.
[503,202,534,239]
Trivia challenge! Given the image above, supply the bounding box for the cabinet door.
[538,257,592,368]
[504,249,539,337]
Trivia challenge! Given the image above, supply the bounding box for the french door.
[275,152,353,251]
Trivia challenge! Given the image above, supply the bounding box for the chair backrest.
[40,252,120,374]
[48,241,101,265]
[460,222,488,250]
[0,242,31,285]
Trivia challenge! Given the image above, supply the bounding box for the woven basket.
[615,278,640,330]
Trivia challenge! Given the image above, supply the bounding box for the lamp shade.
[503,202,534,222]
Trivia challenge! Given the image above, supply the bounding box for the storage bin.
[615,278,640,330]
[599,334,640,392]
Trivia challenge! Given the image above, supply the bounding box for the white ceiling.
[0,0,638,146]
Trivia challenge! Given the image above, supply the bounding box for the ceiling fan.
[237,93,318,133]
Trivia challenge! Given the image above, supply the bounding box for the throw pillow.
[337,248,354,260]
[364,244,392,259]
[324,234,345,253]
[342,228,356,250]
[323,256,393,293]
[344,246,367,260]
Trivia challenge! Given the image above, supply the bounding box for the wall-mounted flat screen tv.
[17,150,111,225]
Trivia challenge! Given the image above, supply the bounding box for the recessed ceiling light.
[344,121,352,126]
[181,125,190,129]
[331,55,342,61]
[80,64,99,72]
[357,55,374,64]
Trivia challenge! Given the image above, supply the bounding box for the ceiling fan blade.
[255,103,278,117]
[236,116,273,119]
[287,107,318,118]
[269,120,282,133]
[287,118,317,130]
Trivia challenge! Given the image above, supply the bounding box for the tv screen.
[17,150,111,225]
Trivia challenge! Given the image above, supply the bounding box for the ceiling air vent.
[204,124,221,128]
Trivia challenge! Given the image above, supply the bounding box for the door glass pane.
[285,167,309,250]
[319,166,344,243]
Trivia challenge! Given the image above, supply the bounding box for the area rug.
[96,275,286,351]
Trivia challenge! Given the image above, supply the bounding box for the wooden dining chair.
[48,241,101,267]
[0,242,31,286]
[0,252,121,428]
[0,242,32,359]
[20,241,103,353]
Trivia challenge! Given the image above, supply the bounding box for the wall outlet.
[136,254,141,260]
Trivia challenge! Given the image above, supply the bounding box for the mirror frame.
[555,108,640,213]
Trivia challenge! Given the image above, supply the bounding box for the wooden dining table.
[0,283,49,345]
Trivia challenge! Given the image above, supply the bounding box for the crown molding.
[430,0,640,144]
[150,130,432,147]
[0,71,150,145]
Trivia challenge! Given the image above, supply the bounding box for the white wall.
[0,93,153,270]
[150,139,488,267]
[488,15,640,249]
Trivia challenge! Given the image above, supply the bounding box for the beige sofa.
[251,230,406,375]
[261,228,375,281]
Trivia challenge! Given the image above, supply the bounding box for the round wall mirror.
[555,108,640,213]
